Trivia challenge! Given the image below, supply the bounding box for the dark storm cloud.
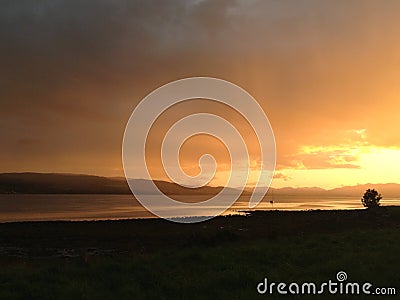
[0,0,242,119]
[0,0,239,173]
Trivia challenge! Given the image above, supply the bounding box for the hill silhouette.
[0,173,237,195]
[0,173,399,197]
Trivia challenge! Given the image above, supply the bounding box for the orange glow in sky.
[1,1,400,189]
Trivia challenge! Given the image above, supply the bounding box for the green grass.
[0,208,400,299]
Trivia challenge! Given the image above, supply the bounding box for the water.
[0,194,399,222]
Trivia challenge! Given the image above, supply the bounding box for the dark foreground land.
[0,208,400,299]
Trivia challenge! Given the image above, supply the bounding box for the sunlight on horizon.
[271,147,400,189]
[165,143,400,190]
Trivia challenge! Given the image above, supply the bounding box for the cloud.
[273,172,292,181]
[284,150,361,170]
[1,0,400,178]
[276,128,374,170]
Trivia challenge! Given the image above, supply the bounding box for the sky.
[1,0,400,189]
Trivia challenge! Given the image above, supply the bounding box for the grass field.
[1,207,399,299]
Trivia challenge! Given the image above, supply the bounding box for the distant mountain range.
[0,173,233,195]
[268,184,400,197]
[0,173,399,197]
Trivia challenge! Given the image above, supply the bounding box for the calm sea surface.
[0,194,399,222]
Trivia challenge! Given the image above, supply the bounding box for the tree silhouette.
[361,188,382,208]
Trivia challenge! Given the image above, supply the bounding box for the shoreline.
[0,206,388,225]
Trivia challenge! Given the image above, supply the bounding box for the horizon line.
[1,171,398,191]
